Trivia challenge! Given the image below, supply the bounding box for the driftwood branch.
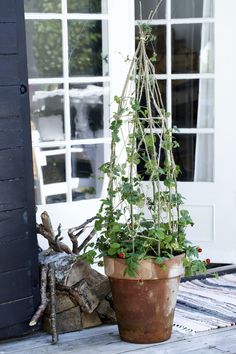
[37,211,72,254]
[37,211,97,255]
[48,263,58,344]
[55,223,62,241]
[77,229,96,254]
[68,216,97,254]
[29,265,49,326]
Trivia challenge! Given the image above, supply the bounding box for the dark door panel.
[0,148,25,180]
[0,86,21,117]
[0,0,16,23]
[0,23,17,54]
[0,56,19,85]
[0,237,30,274]
[0,179,26,212]
[0,269,32,304]
[0,297,34,330]
[0,0,39,340]
[0,209,28,241]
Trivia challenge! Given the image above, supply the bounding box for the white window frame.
[135,0,215,182]
[25,1,111,205]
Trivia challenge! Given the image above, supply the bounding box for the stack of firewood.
[41,253,116,334]
[30,212,116,342]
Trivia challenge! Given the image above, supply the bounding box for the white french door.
[27,0,236,262]
[25,0,134,249]
[175,0,236,263]
[134,0,236,263]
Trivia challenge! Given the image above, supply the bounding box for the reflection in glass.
[29,84,64,142]
[173,134,213,182]
[42,151,65,184]
[25,20,63,78]
[135,25,166,74]
[70,83,109,139]
[71,144,104,201]
[24,0,61,12]
[67,0,107,13]
[172,79,214,128]
[32,146,66,204]
[68,20,108,77]
[171,0,214,18]
[135,0,166,20]
[173,134,196,181]
[172,23,214,74]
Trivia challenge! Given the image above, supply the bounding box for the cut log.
[71,280,99,314]
[38,251,116,336]
[86,268,107,287]
[35,212,117,340]
[81,311,102,329]
[43,306,82,334]
[93,278,111,301]
[39,253,91,287]
[45,291,75,315]
[96,300,116,323]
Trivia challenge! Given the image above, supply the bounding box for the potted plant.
[83,21,207,344]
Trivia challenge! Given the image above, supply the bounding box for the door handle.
[20,84,28,94]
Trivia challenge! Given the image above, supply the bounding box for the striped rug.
[173,273,236,334]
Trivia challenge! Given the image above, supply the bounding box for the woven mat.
[173,273,236,334]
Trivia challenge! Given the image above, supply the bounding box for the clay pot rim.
[104,253,185,280]
[104,253,184,265]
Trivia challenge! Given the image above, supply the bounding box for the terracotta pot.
[104,254,184,344]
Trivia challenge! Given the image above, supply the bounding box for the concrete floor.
[0,324,236,354]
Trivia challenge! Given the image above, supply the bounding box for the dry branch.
[68,216,97,254]
[77,229,96,254]
[37,211,72,254]
[48,263,58,344]
[29,265,49,326]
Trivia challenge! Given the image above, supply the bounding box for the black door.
[0,0,40,339]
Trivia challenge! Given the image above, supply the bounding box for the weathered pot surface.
[104,254,185,344]
[104,253,185,280]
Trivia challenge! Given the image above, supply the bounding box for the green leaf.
[155,256,166,264]
[164,178,175,188]
[111,242,121,249]
[94,219,102,231]
[114,95,121,104]
[81,250,97,264]
[144,135,156,148]
[108,248,119,256]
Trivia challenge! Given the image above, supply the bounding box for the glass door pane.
[135,0,166,19]
[171,23,214,74]
[135,25,166,74]
[25,20,63,78]
[24,0,61,13]
[68,20,109,77]
[69,82,109,139]
[67,0,107,14]
[173,134,214,182]
[71,144,105,201]
[172,79,214,128]
[171,0,214,18]
[30,84,65,142]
